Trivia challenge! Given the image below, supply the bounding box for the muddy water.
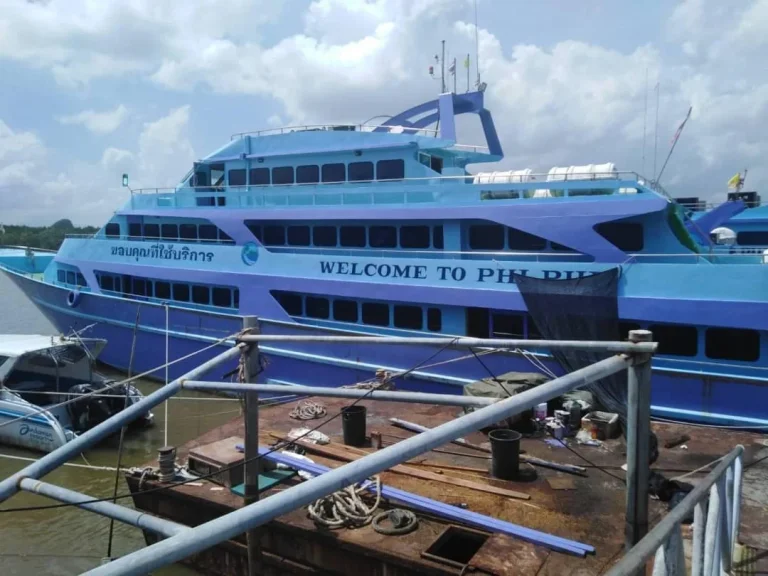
[0,273,239,575]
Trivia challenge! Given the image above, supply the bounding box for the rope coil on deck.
[372,509,419,535]
[289,401,328,420]
[307,476,382,529]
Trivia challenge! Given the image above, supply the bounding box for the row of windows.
[96,272,239,309]
[272,291,442,332]
[221,159,406,187]
[466,222,644,252]
[249,222,444,250]
[469,307,758,362]
[56,268,87,287]
[105,222,232,243]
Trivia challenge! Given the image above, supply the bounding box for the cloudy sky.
[0,0,765,226]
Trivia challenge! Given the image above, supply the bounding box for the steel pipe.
[19,478,187,538]
[0,345,242,503]
[84,354,630,576]
[605,445,744,576]
[181,381,498,408]
[235,334,658,354]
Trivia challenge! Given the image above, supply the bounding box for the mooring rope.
[289,400,327,420]
[307,476,382,529]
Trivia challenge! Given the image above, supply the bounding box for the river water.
[0,274,241,575]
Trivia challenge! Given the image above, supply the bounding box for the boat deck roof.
[128,397,768,575]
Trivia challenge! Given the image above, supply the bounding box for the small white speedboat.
[0,335,152,453]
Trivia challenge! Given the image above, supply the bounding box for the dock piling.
[242,316,263,576]
[625,329,653,569]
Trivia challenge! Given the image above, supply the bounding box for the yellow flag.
[464,55,470,68]
[727,173,741,188]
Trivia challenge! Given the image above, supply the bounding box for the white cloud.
[0,119,43,161]
[58,104,129,134]
[137,105,195,188]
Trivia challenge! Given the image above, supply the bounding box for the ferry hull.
[5,269,768,428]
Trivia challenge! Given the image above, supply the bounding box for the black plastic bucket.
[341,405,367,447]
[489,429,522,480]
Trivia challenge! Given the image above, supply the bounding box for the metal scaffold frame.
[1,318,726,576]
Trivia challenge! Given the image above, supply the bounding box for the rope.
[372,509,419,535]
[289,400,327,420]
[0,453,123,472]
[307,476,382,529]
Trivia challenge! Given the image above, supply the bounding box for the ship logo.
[241,242,260,266]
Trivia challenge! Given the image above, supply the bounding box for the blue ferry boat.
[2,91,767,427]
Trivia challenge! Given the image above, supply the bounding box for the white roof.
[0,335,103,358]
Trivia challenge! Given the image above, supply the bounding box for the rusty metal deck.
[126,398,768,575]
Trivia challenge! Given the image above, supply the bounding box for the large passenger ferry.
[3,90,767,427]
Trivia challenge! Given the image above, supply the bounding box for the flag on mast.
[464,54,470,68]
[670,106,692,146]
[448,59,456,74]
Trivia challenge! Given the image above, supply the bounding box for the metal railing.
[606,445,744,576]
[0,325,668,576]
[230,124,441,140]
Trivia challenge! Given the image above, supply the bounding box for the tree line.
[0,219,98,251]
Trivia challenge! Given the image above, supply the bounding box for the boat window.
[57,270,66,283]
[272,166,295,185]
[527,316,543,339]
[233,289,240,308]
[306,296,330,319]
[433,226,444,249]
[212,287,232,308]
[333,299,358,322]
[551,241,576,252]
[340,226,366,248]
[249,168,271,186]
[508,228,546,251]
[466,307,490,338]
[492,313,525,338]
[377,159,405,181]
[430,155,443,174]
[199,224,218,241]
[105,223,120,238]
[348,161,374,182]
[736,231,768,246]
[706,328,759,362]
[133,278,148,296]
[595,222,644,252]
[297,165,320,184]
[394,305,423,330]
[427,308,442,332]
[400,225,430,249]
[469,225,504,250]
[128,223,142,239]
[274,291,302,316]
[180,224,198,241]
[649,324,698,357]
[76,273,86,287]
[210,164,225,187]
[228,169,246,186]
[369,226,397,248]
[313,226,337,247]
[144,223,160,239]
[322,163,346,183]
[161,224,179,240]
[192,285,209,305]
[264,225,286,246]
[362,302,389,326]
[173,283,190,302]
[155,281,171,300]
[246,223,263,242]
[100,275,114,291]
[194,171,209,187]
[66,271,75,285]
[287,225,311,246]
[113,276,121,293]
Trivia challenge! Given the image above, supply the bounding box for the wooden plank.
[470,533,549,575]
[270,433,531,501]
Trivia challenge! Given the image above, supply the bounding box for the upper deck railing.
[230,124,440,140]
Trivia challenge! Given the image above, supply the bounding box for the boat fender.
[67,289,81,308]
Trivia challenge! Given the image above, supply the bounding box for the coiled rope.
[289,400,328,420]
[372,509,419,535]
[307,476,382,529]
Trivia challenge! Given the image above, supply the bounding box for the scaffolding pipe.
[0,345,242,503]
[181,381,499,408]
[18,478,188,538]
[236,334,657,354]
[84,354,631,576]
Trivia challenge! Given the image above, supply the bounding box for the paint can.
[534,402,548,420]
